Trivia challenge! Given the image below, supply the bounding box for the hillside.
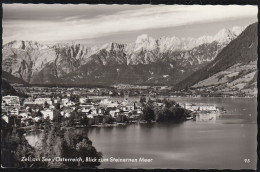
[1,79,28,97]
[176,22,258,92]
[2,71,29,86]
[191,61,257,97]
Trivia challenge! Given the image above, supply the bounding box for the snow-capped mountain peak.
[100,42,126,52]
[3,40,49,50]
[134,34,157,52]
[131,25,245,53]
[213,28,236,44]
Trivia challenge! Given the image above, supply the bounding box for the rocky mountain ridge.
[2,25,246,85]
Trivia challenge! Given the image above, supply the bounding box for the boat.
[186,116,193,120]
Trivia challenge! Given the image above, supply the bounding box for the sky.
[2,4,258,45]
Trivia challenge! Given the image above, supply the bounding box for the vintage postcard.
[1,4,258,169]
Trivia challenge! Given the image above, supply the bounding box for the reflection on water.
[26,98,257,169]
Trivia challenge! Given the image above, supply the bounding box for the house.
[35,98,52,105]
[153,102,164,107]
[79,97,87,104]
[41,109,54,120]
[120,106,128,111]
[90,107,98,115]
[49,105,55,109]
[100,99,119,108]
[18,113,28,119]
[183,103,217,112]
[32,116,41,122]
[64,112,71,118]
[97,108,104,115]
[8,108,19,116]
[60,107,74,118]
[109,109,121,118]
[134,102,143,110]
[61,98,69,104]
[2,115,9,123]
[87,114,94,119]
[53,99,58,104]
[63,101,75,107]
[125,102,135,111]
[81,105,94,113]
[23,97,35,106]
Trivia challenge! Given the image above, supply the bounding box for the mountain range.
[2,25,248,87]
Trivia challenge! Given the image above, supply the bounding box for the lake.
[26,97,257,169]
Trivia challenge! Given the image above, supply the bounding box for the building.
[125,102,135,111]
[23,97,35,106]
[100,99,119,108]
[53,99,58,104]
[81,105,94,113]
[134,102,143,110]
[35,98,52,105]
[153,102,164,107]
[60,107,74,118]
[18,112,28,119]
[2,115,9,123]
[63,101,75,107]
[183,103,217,112]
[61,98,69,104]
[79,97,87,104]
[32,116,41,122]
[109,109,120,118]
[2,96,20,107]
[41,109,54,120]
[9,108,19,116]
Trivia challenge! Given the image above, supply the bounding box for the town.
[2,84,227,132]
[2,92,144,129]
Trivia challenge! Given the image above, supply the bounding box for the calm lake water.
[26,97,257,169]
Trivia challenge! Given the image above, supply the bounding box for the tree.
[44,101,49,108]
[53,110,62,123]
[142,105,155,123]
[154,107,164,122]
[37,124,102,168]
[55,103,61,110]
[28,107,33,113]
[103,115,114,124]
[1,129,44,168]
[147,98,153,106]
[104,109,110,116]
[162,98,176,108]
[70,95,79,103]
[36,110,43,117]
[116,114,128,123]
[139,96,146,104]
[80,116,89,126]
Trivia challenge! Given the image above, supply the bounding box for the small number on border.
[244,159,250,163]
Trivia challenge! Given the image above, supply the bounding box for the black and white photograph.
[1,4,258,169]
